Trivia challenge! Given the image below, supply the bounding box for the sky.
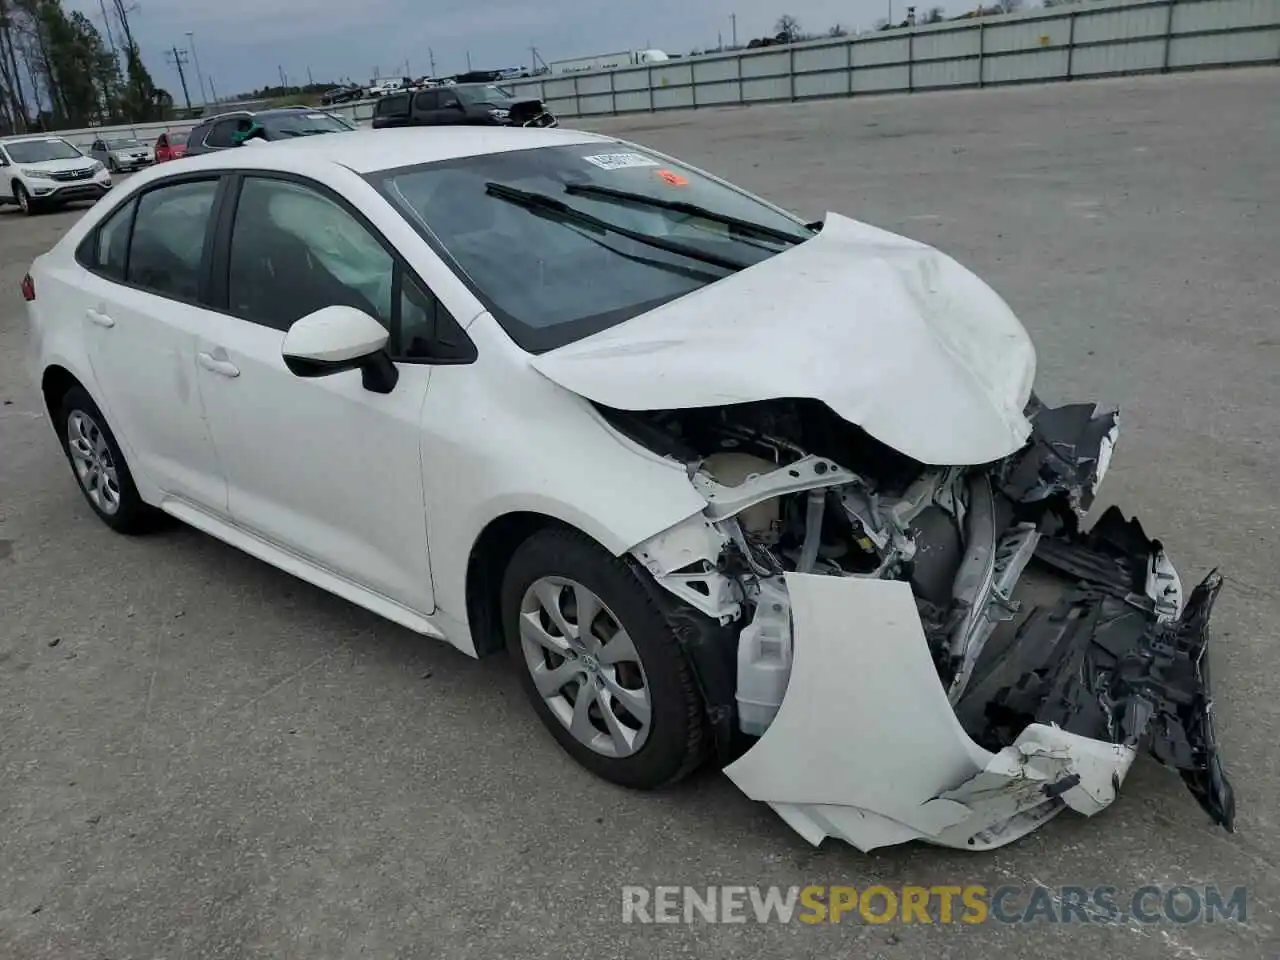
[64,0,964,101]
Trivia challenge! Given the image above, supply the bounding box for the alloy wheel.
[518,576,653,758]
[66,409,121,515]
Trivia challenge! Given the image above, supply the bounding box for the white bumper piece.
[723,573,1138,852]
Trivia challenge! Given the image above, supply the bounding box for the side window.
[126,179,219,301]
[90,140,103,152]
[228,177,394,333]
[412,91,437,111]
[380,93,410,116]
[399,273,469,361]
[203,118,243,148]
[438,90,460,108]
[86,198,137,280]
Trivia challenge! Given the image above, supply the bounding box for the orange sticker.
[657,169,688,186]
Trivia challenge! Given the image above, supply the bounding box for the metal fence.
[38,0,1280,147]
[502,0,1279,118]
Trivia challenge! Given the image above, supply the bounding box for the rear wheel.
[107,156,118,173]
[57,386,157,534]
[501,527,710,789]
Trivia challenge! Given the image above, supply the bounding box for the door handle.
[198,351,240,378]
[86,307,115,328]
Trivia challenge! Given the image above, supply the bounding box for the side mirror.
[281,306,398,394]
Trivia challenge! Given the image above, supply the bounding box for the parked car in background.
[368,76,411,98]
[22,127,1232,854]
[321,84,364,105]
[153,130,189,163]
[0,134,111,214]
[372,83,556,129]
[184,107,357,156]
[89,136,153,173]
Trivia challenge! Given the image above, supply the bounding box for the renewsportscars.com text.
[621,884,1248,925]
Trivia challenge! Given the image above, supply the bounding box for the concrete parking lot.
[1,68,1277,959]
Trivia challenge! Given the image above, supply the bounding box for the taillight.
[21,272,35,302]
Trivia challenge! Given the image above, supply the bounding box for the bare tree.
[994,0,1024,10]
[827,23,848,37]
[775,14,801,41]
[924,5,946,21]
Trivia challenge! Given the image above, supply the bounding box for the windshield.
[106,138,142,149]
[457,84,515,105]
[371,143,811,352]
[260,112,355,138]
[5,138,83,163]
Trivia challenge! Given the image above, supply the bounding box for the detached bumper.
[724,513,1233,852]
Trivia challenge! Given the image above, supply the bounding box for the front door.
[194,173,435,613]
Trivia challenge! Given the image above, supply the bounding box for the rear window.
[169,131,189,145]
[259,112,355,138]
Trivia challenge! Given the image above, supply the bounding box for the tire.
[501,527,709,789]
[56,386,157,534]
[14,182,36,216]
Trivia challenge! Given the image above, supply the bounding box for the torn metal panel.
[998,399,1120,521]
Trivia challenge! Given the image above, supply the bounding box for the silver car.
[87,135,153,173]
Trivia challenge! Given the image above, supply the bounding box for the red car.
[153,129,189,163]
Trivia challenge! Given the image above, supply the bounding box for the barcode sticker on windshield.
[582,152,659,171]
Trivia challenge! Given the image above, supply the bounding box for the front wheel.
[14,182,36,215]
[501,528,710,789]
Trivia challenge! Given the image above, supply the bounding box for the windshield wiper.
[485,182,748,272]
[564,183,812,246]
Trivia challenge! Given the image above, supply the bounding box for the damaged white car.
[25,128,1232,852]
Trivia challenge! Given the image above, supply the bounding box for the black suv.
[372,84,556,130]
[185,107,357,155]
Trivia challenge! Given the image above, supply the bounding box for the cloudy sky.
[64,0,962,100]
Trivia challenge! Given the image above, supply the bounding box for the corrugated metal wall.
[49,0,1279,145]
[502,0,1278,118]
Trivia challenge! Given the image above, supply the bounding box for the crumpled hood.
[530,212,1038,465]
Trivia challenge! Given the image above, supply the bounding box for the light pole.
[185,30,207,104]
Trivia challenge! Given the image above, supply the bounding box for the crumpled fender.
[723,573,1137,852]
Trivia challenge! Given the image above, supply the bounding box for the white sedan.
[23,127,1233,851]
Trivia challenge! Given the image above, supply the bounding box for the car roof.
[170,126,611,175]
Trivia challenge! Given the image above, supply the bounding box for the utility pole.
[307,65,314,87]
[466,50,472,71]
[278,65,287,91]
[97,0,118,59]
[208,76,218,103]
[428,48,437,76]
[186,31,207,103]
[731,13,738,47]
[165,46,192,110]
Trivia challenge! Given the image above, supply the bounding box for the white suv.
[0,134,112,215]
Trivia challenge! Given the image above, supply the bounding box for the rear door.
[410,90,439,124]
[74,175,229,510]
[192,172,440,612]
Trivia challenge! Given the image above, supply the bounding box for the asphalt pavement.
[1,68,1277,959]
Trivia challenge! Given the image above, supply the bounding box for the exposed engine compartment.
[607,395,1233,838]
[601,398,1023,687]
